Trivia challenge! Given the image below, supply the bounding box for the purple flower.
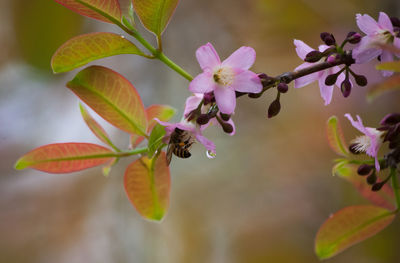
[293,39,346,105]
[353,12,400,76]
[345,114,384,171]
[155,118,216,156]
[189,43,262,115]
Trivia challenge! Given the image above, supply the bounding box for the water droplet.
[206,150,216,159]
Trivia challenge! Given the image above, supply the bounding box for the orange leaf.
[15,143,114,173]
[124,152,170,221]
[146,104,175,131]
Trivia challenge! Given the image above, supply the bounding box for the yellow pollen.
[213,67,234,86]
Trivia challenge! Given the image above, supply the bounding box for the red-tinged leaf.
[326,116,349,157]
[132,0,180,36]
[52,32,146,73]
[130,134,145,149]
[54,0,121,23]
[79,103,120,151]
[15,143,114,173]
[146,104,175,131]
[376,61,400,72]
[124,152,170,221]
[333,162,396,210]
[315,205,395,260]
[67,66,147,136]
[367,74,400,101]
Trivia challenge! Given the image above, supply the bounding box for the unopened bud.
[320,32,336,46]
[372,182,385,192]
[341,79,352,98]
[268,99,281,118]
[354,74,368,86]
[390,17,400,27]
[346,31,362,44]
[248,92,263,98]
[380,113,400,126]
[305,51,323,63]
[325,73,338,86]
[366,172,377,185]
[204,92,214,105]
[277,83,288,93]
[196,114,210,125]
[220,113,231,121]
[220,122,233,134]
[258,73,275,87]
[357,164,372,176]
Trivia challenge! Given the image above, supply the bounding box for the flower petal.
[196,43,221,71]
[184,94,203,118]
[378,12,393,32]
[294,39,314,60]
[214,86,236,114]
[353,36,382,64]
[380,50,394,77]
[154,118,177,136]
[318,74,334,105]
[231,70,263,93]
[189,72,216,93]
[294,63,320,88]
[356,13,380,35]
[318,44,330,53]
[344,114,368,135]
[394,37,400,51]
[195,133,216,154]
[222,46,256,70]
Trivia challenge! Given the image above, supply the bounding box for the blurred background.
[1,0,400,262]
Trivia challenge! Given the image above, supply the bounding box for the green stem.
[390,168,400,212]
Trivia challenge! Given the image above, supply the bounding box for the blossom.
[293,40,346,105]
[353,12,400,76]
[183,93,236,136]
[189,43,263,115]
[345,114,384,171]
[155,118,216,155]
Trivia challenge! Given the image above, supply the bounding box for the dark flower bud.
[268,99,281,118]
[258,73,275,87]
[305,51,323,63]
[357,164,373,176]
[390,17,400,27]
[340,79,352,98]
[320,32,336,46]
[349,143,360,154]
[325,73,338,86]
[203,92,214,105]
[372,182,385,192]
[220,113,231,121]
[389,140,399,149]
[277,83,289,93]
[248,92,263,98]
[196,114,210,125]
[221,122,234,134]
[354,74,368,86]
[385,124,400,142]
[380,113,400,126]
[346,31,362,44]
[366,172,377,185]
[377,55,381,62]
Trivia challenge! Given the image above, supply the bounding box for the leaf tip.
[14,158,28,170]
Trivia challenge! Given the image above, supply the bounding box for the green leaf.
[333,162,396,210]
[52,32,145,73]
[147,124,166,157]
[376,61,400,72]
[54,0,121,23]
[146,104,175,131]
[124,152,170,221]
[315,205,395,260]
[15,143,114,173]
[132,0,180,36]
[326,116,349,157]
[67,66,147,136]
[367,74,400,101]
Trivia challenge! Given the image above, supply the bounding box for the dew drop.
[206,150,216,159]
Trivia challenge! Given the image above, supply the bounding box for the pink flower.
[353,12,400,76]
[189,43,263,115]
[293,39,346,105]
[345,114,384,171]
[155,118,216,156]
[183,94,236,136]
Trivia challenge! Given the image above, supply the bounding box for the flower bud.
[372,182,385,192]
[366,172,377,185]
[220,113,231,121]
[380,113,400,126]
[325,73,338,86]
[357,164,373,176]
[268,99,281,118]
[340,79,352,98]
[196,114,210,125]
[320,32,336,46]
[277,83,288,93]
[390,17,400,27]
[221,122,234,134]
[248,92,263,98]
[258,73,275,87]
[203,92,215,105]
[305,51,323,63]
[354,74,368,86]
[346,31,361,44]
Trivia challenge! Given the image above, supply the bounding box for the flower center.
[351,128,384,153]
[213,67,234,86]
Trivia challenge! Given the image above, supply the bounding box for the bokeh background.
[1,0,400,262]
